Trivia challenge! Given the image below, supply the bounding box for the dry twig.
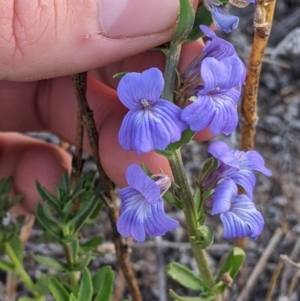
[237,228,283,301]
[236,0,277,250]
[72,73,142,301]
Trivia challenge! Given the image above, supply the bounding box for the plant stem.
[168,150,216,292]
[71,73,143,301]
[62,224,79,294]
[64,243,79,294]
[238,0,276,250]
[162,43,182,102]
[4,242,45,301]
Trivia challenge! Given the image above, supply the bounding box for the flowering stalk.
[162,43,182,102]
[168,150,216,292]
[159,18,216,292]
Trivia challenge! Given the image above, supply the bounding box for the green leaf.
[185,6,213,42]
[172,0,195,44]
[113,71,128,79]
[198,158,218,186]
[192,187,201,212]
[36,203,62,239]
[78,268,93,301]
[93,266,114,301]
[80,236,103,250]
[168,129,195,151]
[68,197,98,233]
[163,190,183,210]
[0,259,14,271]
[169,289,213,301]
[68,252,91,272]
[9,234,23,262]
[69,293,78,301]
[36,181,60,212]
[48,276,70,301]
[195,225,214,249]
[166,262,203,291]
[18,298,37,301]
[216,247,245,293]
[31,254,67,271]
[5,194,23,211]
[33,273,51,295]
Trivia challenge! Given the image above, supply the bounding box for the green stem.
[62,225,79,294]
[162,42,182,102]
[64,243,79,294]
[162,32,216,296]
[168,150,216,292]
[4,242,45,301]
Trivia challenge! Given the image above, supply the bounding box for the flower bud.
[151,174,172,195]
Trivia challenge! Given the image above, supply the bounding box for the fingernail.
[98,0,179,37]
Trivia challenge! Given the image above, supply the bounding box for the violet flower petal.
[143,201,179,237]
[181,95,215,132]
[207,141,239,168]
[231,169,256,199]
[211,6,239,34]
[211,179,237,215]
[117,68,164,109]
[238,150,273,176]
[220,194,264,239]
[125,164,160,204]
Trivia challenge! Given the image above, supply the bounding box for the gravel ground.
[2,1,300,301]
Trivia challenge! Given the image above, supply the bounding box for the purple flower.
[117,68,188,154]
[116,164,178,242]
[207,141,272,199]
[200,25,236,61]
[204,0,239,33]
[182,26,240,97]
[181,56,245,135]
[210,180,264,239]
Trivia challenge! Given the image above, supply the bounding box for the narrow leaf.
[185,6,213,42]
[78,268,93,301]
[69,293,78,301]
[9,234,23,262]
[48,276,70,301]
[68,253,91,272]
[80,236,103,250]
[216,247,245,293]
[93,266,114,301]
[68,197,98,233]
[31,254,67,271]
[36,203,61,239]
[172,0,195,44]
[36,181,60,212]
[166,262,203,291]
[0,259,14,271]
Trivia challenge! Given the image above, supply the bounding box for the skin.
[0,0,212,215]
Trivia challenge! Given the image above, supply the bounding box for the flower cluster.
[115,25,271,242]
[117,165,178,242]
[201,141,272,239]
[181,26,246,136]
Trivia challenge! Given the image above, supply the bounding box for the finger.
[0,76,172,188]
[0,133,71,213]
[93,38,205,89]
[1,0,200,81]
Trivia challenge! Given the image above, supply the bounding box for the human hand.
[0,0,209,214]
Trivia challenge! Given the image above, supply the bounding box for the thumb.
[1,0,181,81]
